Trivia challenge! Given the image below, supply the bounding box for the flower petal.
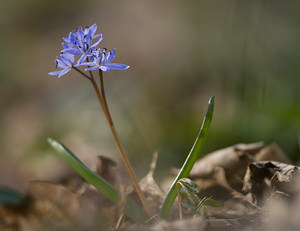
[107,48,116,63]
[63,37,70,43]
[77,53,88,65]
[85,66,100,71]
[76,61,94,67]
[56,58,67,69]
[89,24,97,36]
[90,34,103,49]
[62,42,69,49]
[105,63,130,70]
[58,67,71,77]
[77,28,84,39]
[93,33,102,38]
[62,48,82,56]
[49,70,62,76]
[70,32,76,44]
[61,53,75,65]
[99,66,110,71]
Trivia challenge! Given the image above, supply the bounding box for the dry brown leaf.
[122,217,207,231]
[27,181,80,214]
[95,155,118,185]
[207,217,241,229]
[243,161,300,206]
[127,153,165,215]
[254,143,290,163]
[189,142,264,188]
[0,181,81,231]
[0,180,121,231]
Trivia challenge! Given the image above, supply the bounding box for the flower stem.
[87,70,151,217]
[98,70,113,126]
[98,70,151,217]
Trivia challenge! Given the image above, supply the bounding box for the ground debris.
[243,161,300,205]
[0,180,121,231]
[189,142,264,188]
[254,143,290,163]
[122,216,207,231]
[127,152,166,215]
[95,155,118,185]
[207,217,241,229]
[2,142,300,231]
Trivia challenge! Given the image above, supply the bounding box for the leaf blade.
[47,138,147,223]
[160,96,214,219]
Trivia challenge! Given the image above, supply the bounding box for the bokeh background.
[0,0,299,192]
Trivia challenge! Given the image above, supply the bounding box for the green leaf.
[47,138,147,223]
[0,186,24,205]
[179,185,201,205]
[178,178,199,194]
[201,198,221,207]
[195,198,221,213]
[160,96,214,219]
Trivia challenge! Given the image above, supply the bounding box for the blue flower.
[78,48,130,72]
[62,24,103,65]
[49,53,75,78]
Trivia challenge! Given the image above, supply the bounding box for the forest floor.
[1,142,300,231]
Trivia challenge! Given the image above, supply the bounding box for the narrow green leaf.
[160,96,214,219]
[0,186,24,205]
[47,138,147,223]
[201,198,221,207]
[195,198,221,213]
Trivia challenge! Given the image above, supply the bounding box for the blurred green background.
[0,0,299,191]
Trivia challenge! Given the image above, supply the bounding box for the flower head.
[62,24,103,65]
[49,53,74,78]
[78,48,130,72]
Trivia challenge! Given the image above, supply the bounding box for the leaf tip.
[47,137,62,151]
[47,137,57,147]
[209,95,215,104]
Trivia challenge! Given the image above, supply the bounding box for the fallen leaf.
[95,155,118,185]
[189,142,264,189]
[127,153,165,215]
[123,217,207,231]
[243,161,300,205]
[254,143,290,163]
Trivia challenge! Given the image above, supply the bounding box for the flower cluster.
[49,24,129,78]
